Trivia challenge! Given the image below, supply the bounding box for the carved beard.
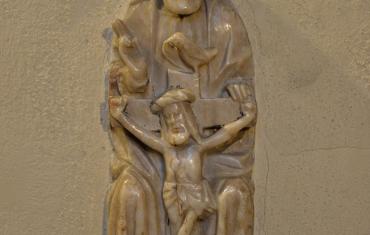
[163,0,202,16]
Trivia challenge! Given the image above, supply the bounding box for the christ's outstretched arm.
[109,96,165,153]
[200,103,256,153]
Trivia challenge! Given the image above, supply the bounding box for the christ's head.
[151,88,201,146]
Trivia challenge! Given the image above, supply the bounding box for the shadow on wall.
[101,27,114,235]
[252,0,370,153]
[100,28,114,134]
[246,1,369,235]
[250,0,328,90]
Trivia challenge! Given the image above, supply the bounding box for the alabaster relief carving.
[106,0,256,234]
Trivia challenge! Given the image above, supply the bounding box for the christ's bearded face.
[162,103,190,146]
[163,0,202,16]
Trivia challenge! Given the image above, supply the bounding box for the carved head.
[163,0,202,16]
[151,88,201,146]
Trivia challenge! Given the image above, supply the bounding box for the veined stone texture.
[0,0,369,235]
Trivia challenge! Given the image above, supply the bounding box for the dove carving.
[162,32,218,77]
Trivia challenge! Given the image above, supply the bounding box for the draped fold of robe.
[105,125,166,235]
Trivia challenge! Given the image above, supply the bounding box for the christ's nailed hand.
[241,101,256,117]
[226,83,256,116]
[109,96,128,117]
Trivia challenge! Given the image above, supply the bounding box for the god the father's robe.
[122,0,254,98]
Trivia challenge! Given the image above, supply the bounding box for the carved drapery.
[105,0,256,234]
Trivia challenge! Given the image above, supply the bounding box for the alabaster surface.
[106,0,256,234]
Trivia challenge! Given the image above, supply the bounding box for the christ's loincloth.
[163,180,217,219]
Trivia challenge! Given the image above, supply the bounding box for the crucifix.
[105,0,256,234]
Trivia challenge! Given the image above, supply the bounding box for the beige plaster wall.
[0,0,369,235]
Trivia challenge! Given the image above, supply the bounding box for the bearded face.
[162,103,191,146]
[163,0,202,15]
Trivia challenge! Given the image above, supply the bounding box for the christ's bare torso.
[163,143,203,185]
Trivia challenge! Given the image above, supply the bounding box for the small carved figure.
[109,88,256,235]
[110,19,148,93]
[162,32,218,77]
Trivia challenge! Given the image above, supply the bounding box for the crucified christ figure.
[109,87,256,235]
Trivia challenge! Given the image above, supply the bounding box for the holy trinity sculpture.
[105,0,257,234]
